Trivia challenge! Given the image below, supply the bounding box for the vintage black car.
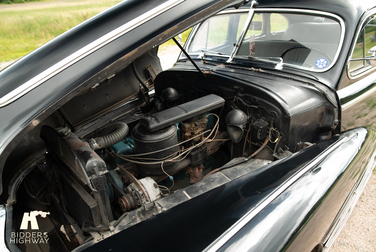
[0,0,375,251]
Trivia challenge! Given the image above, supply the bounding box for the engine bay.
[3,47,338,251]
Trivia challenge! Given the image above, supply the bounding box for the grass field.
[0,0,45,4]
[0,0,123,62]
[0,2,288,64]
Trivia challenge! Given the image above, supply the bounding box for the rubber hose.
[91,122,129,151]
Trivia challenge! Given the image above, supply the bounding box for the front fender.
[212,127,376,252]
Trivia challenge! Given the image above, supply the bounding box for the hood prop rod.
[172,37,206,77]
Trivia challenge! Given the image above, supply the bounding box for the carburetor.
[179,114,208,142]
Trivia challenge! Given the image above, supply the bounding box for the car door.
[338,11,376,132]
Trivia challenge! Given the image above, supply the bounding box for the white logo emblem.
[20,211,50,230]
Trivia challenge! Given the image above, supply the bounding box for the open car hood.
[0,0,244,193]
[0,0,240,107]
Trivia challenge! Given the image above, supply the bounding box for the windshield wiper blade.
[246,56,284,70]
[198,49,227,59]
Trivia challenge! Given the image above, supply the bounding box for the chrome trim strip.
[220,9,250,14]
[341,86,376,111]
[0,0,184,108]
[204,136,351,252]
[323,140,376,251]
[338,71,376,110]
[0,205,9,252]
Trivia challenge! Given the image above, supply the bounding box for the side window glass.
[270,14,288,32]
[365,18,376,57]
[349,32,364,72]
[349,17,376,74]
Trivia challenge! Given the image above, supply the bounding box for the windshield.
[186,10,343,71]
[188,12,249,56]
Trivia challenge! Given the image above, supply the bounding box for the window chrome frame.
[346,11,376,80]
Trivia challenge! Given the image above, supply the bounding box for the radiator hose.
[88,122,129,151]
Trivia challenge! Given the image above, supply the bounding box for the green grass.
[0,0,123,62]
[0,0,44,4]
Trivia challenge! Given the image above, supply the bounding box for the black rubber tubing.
[91,122,129,150]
